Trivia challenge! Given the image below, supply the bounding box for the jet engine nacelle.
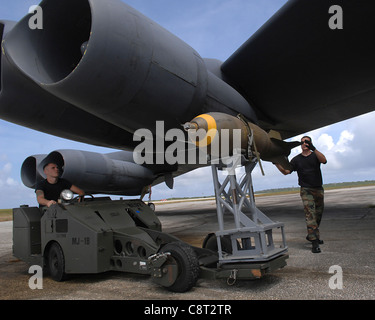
[21,154,48,189]
[3,0,257,135]
[21,150,155,196]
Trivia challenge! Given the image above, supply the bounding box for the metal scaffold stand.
[210,156,288,266]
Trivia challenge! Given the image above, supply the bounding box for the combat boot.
[306,236,324,245]
[312,240,321,254]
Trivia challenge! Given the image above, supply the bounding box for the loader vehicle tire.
[160,242,200,293]
[48,242,66,282]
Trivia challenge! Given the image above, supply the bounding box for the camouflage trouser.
[300,187,324,241]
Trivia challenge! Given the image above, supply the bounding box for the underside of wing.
[222,0,375,139]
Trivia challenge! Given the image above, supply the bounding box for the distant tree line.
[255,180,375,195]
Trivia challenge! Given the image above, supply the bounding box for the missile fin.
[165,173,174,189]
[271,138,302,152]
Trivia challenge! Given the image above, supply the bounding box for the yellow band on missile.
[193,114,218,147]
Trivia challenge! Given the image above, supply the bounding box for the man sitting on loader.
[35,162,85,208]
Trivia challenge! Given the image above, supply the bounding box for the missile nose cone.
[189,114,218,132]
[183,122,198,131]
[184,114,220,148]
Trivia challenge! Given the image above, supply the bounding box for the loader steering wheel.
[73,194,94,202]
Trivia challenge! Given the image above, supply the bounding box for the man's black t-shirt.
[35,178,72,202]
[290,153,323,188]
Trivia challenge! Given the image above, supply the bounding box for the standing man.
[275,136,327,253]
[35,162,85,208]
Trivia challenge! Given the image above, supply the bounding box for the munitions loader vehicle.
[13,187,288,292]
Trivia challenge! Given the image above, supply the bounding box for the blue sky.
[1,0,374,208]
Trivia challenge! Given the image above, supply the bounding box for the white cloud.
[291,111,375,184]
[0,158,35,208]
[0,162,13,182]
[336,130,354,153]
[317,133,335,151]
[6,177,18,187]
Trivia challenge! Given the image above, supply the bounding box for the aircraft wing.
[2,0,375,196]
[222,0,375,139]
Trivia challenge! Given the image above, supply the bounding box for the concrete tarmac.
[0,186,375,300]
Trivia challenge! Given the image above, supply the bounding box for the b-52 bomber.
[2,0,375,292]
